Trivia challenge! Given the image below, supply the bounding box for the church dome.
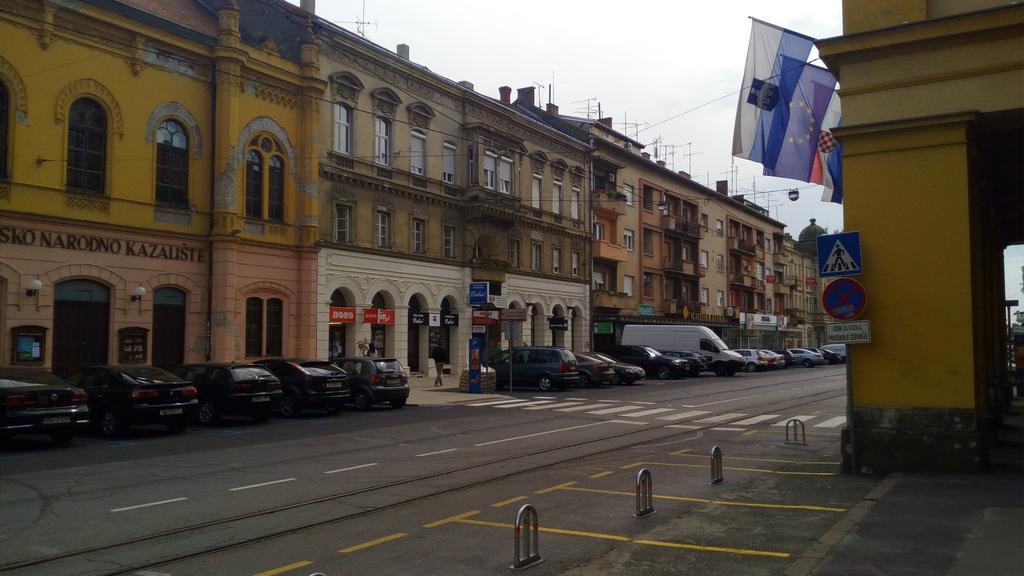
[798,218,827,242]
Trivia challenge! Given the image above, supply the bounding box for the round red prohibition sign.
[822,277,867,321]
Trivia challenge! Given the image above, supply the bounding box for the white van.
[621,325,744,376]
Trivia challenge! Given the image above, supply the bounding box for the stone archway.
[407,293,428,372]
[550,304,567,347]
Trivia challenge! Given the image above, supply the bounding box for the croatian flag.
[812,91,843,204]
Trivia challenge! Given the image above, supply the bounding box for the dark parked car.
[585,352,646,385]
[66,366,197,436]
[333,357,410,410]
[604,345,689,379]
[1,367,90,444]
[573,353,617,387]
[253,358,350,417]
[819,344,847,364]
[773,350,796,368]
[490,347,581,391]
[659,350,708,376]
[173,363,283,424]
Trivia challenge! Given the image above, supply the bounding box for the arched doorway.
[550,305,566,347]
[329,288,354,359]
[506,301,522,347]
[53,280,109,377]
[407,294,427,372]
[530,303,544,346]
[152,287,186,370]
[369,291,393,357]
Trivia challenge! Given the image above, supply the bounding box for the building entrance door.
[152,287,186,370]
[53,280,109,378]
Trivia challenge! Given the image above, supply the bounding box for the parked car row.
[2,356,411,443]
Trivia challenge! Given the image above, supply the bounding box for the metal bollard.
[511,504,543,570]
[785,418,807,445]
[709,445,726,484]
[634,468,655,518]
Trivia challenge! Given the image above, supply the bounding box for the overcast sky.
[297,0,1023,318]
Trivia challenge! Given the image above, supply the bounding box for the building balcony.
[464,186,521,225]
[729,271,755,288]
[663,258,704,277]
[661,214,704,240]
[727,237,757,255]
[783,275,799,287]
[753,278,766,292]
[773,282,791,295]
[593,239,629,263]
[593,290,634,310]
[593,190,628,217]
[662,298,679,315]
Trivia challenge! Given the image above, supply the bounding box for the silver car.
[786,348,827,368]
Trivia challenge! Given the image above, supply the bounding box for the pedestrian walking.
[431,346,447,387]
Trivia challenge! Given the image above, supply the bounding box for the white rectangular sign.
[826,320,871,344]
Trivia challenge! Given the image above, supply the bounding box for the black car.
[773,350,796,368]
[174,363,283,424]
[605,345,689,379]
[659,350,708,376]
[66,366,198,436]
[818,346,846,364]
[573,353,617,387]
[490,347,582,391]
[254,358,349,417]
[0,367,90,444]
[584,352,646,385]
[332,357,410,410]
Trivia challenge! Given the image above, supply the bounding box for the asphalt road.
[0,364,877,576]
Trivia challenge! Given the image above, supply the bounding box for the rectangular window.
[701,288,709,305]
[701,213,709,229]
[375,210,391,247]
[623,183,634,206]
[570,187,580,219]
[643,229,655,255]
[756,262,765,280]
[643,186,654,210]
[623,275,634,296]
[700,250,709,269]
[552,247,561,274]
[571,251,580,277]
[717,290,725,307]
[593,271,606,291]
[551,180,562,214]
[483,152,497,189]
[442,142,457,183]
[499,157,513,194]
[509,238,520,268]
[374,117,391,165]
[443,225,456,258]
[531,175,542,209]
[410,131,426,175]
[715,219,724,236]
[592,221,605,241]
[412,218,425,253]
[531,243,542,271]
[333,103,351,154]
[642,272,653,297]
[716,254,725,273]
[335,204,351,243]
[623,229,635,252]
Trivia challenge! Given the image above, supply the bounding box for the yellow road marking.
[534,481,578,494]
[447,517,787,557]
[553,485,845,512]
[633,539,790,558]
[491,496,528,508]
[252,561,314,576]
[742,430,759,436]
[422,510,480,528]
[669,448,693,456]
[338,532,409,554]
[670,453,840,466]
[622,461,836,476]
[589,471,614,479]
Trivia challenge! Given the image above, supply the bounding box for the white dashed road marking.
[110,498,187,513]
[229,478,296,491]
[814,416,847,428]
[586,405,648,415]
[731,415,780,426]
[324,463,379,474]
[771,415,818,426]
[494,400,557,409]
[656,410,710,421]
[619,408,678,418]
[523,402,585,410]
[695,412,748,423]
[553,403,615,412]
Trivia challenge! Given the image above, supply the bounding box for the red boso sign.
[329,307,356,324]
[363,308,396,324]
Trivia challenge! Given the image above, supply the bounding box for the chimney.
[300,0,315,13]
[677,170,691,179]
[396,43,410,60]
[598,117,613,128]
[499,86,512,104]
[546,102,559,115]
[458,80,475,91]
[716,180,729,195]
[642,152,651,160]
[516,86,536,106]
[657,160,666,167]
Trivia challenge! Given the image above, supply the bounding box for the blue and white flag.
[732,18,816,166]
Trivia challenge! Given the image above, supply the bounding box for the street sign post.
[817,232,862,278]
[826,321,871,343]
[823,277,867,321]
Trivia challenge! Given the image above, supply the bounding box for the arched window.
[67,98,106,193]
[156,119,189,207]
[245,150,262,218]
[244,135,286,221]
[265,298,283,356]
[245,297,263,356]
[0,82,8,179]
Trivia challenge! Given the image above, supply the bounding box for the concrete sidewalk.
[406,369,509,406]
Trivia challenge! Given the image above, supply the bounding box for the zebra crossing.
[463,397,846,430]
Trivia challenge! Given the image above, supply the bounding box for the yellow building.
[0,0,324,375]
[818,1,1024,471]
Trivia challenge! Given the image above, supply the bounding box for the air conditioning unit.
[725,306,735,317]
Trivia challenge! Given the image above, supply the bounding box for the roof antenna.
[337,0,377,37]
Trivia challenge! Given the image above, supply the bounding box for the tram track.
[0,385,846,576]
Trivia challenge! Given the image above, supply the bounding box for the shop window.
[11,326,46,364]
[245,135,286,222]
[156,119,189,207]
[67,98,106,193]
[118,327,149,364]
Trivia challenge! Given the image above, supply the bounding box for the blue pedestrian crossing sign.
[817,232,862,278]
